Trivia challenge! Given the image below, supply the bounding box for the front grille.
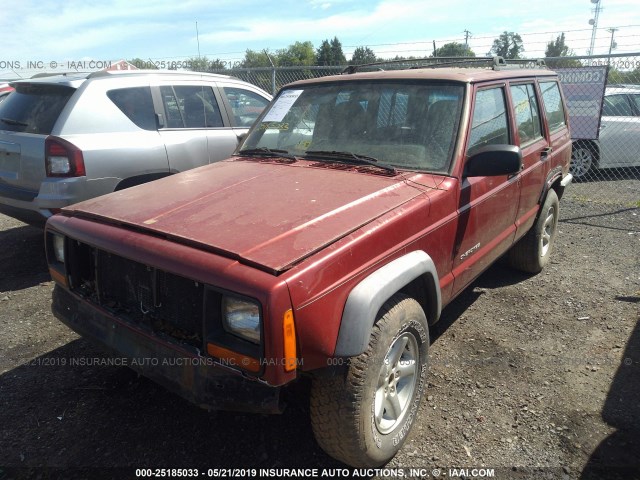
[69,241,204,348]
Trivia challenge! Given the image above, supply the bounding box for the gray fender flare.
[334,250,441,357]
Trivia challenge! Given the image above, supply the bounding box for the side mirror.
[464,145,522,177]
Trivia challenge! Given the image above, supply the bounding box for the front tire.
[310,294,429,467]
[508,189,559,273]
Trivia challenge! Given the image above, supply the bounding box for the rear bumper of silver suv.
[0,176,113,225]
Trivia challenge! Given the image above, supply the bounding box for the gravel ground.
[0,187,638,480]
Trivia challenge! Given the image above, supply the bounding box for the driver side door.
[452,85,520,294]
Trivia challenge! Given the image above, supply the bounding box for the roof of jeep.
[287,68,557,87]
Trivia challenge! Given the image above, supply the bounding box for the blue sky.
[1,0,639,79]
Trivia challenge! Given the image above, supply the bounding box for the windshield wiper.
[1,118,28,127]
[304,150,397,174]
[235,147,297,161]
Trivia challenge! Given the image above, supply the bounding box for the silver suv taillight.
[45,137,86,177]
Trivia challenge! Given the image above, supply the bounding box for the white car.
[570,85,640,179]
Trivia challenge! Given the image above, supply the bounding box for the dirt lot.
[0,188,638,480]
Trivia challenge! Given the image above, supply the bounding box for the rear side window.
[602,95,633,116]
[377,90,409,128]
[468,87,509,150]
[0,84,74,134]
[539,81,566,131]
[107,87,156,130]
[510,83,542,145]
[223,87,269,127]
[160,86,223,128]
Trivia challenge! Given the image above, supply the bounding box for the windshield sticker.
[259,122,289,130]
[295,140,312,150]
[262,89,304,122]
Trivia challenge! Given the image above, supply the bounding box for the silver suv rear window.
[0,83,75,134]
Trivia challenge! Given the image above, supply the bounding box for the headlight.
[52,233,65,263]
[222,296,261,344]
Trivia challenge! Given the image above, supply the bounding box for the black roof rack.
[342,56,547,74]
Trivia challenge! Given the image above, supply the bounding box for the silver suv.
[0,70,271,224]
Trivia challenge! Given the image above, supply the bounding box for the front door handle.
[540,147,553,160]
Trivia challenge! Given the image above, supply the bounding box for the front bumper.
[52,286,282,413]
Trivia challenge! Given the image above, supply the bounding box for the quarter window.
[107,87,156,131]
[510,84,542,145]
[377,90,409,128]
[468,87,509,151]
[160,86,223,128]
[539,81,566,131]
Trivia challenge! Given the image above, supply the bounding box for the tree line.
[128,32,639,83]
[232,32,576,67]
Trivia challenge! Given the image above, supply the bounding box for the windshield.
[240,81,464,173]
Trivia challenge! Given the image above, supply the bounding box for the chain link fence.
[214,53,640,208]
[212,65,344,95]
[551,53,640,209]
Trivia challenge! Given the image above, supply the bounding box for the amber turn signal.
[49,267,68,288]
[283,309,297,372]
[207,343,260,373]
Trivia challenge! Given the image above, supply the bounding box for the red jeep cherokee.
[46,59,572,467]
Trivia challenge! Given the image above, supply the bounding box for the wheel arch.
[541,163,573,202]
[114,172,173,191]
[334,250,441,357]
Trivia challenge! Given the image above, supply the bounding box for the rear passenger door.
[156,84,238,172]
[452,85,520,294]
[508,82,549,238]
[538,80,571,176]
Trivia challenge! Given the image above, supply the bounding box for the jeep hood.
[62,160,426,274]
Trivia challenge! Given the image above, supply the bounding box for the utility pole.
[607,27,618,65]
[264,50,276,95]
[463,30,472,46]
[195,21,201,59]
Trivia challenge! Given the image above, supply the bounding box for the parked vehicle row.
[0,70,271,224]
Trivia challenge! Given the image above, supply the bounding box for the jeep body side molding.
[335,250,441,357]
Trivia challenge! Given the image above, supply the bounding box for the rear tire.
[570,145,596,180]
[508,189,559,273]
[310,294,429,467]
